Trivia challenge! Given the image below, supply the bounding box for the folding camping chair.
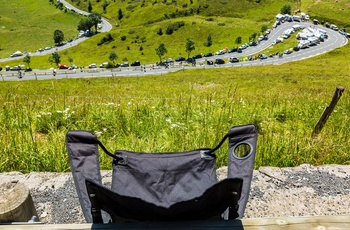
[66,124,258,223]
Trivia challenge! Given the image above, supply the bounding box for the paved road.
[0,18,348,81]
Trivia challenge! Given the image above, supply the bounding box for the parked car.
[206,60,214,65]
[10,51,23,58]
[100,62,109,68]
[215,58,225,64]
[24,67,32,72]
[192,54,202,59]
[164,58,173,64]
[330,24,338,31]
[186,58,194,64]
[10,66,21,71]
[249,41,258,46]
[293,46,300,51]
[229,57,239,63]
[131,61,141,66]
[215,50,225,55]
[120,62,129,67]
[284,49,293,54]
[228,48,237,53]
[0,66,2,71]
[59,64,69,69]
[203,52,213,57]
[88,63,97,68]
[175,57,186,62]
[258,54,268,59]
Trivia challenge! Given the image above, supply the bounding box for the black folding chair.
[66,124,258,223]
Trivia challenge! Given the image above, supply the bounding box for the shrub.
[97,33,114,46]
[156,28,163,35]
[165,21,185,35]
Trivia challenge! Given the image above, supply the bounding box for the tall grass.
[1,54,349,173]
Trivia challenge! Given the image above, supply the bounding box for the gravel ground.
[1,164,349,224]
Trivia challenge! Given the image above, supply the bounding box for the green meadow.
[0,0,350,172]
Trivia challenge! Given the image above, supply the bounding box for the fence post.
[312,86,345,137]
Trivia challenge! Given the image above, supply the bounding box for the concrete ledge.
[0,164,349,224]
[1,215,350,229]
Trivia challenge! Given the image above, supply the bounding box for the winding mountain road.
[0,5,348,81]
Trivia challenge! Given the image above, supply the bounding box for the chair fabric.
[66,124,258,223]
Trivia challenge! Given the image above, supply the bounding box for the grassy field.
[0,0,83,58]
[1,42,349,173]
[0,0,350,173]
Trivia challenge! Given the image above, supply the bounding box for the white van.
[298,40,310,49]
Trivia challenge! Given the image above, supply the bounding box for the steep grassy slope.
[0,0,83,58]
[1,0,350,68]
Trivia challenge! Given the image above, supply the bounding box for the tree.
[109,51,118,64]
[77,18,91,32]
[261,25,268,34]
[281,4,291,15]
[235,36,242,48]
[155,43,167,63]
[23,54,31,68]
[249,32,258,41]
[118,9,123,20]
[88,0,92,13]
[51,52,61,66]
[102,0,109,13]
[54,30,65,45]
[156,28,163,35]
[204,34,212,47]
[68,56,74,65]
[185,39,195,59]
[88,12,102,32]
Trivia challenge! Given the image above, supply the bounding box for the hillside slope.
[1,0,349,68]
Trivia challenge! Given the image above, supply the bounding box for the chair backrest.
[66,124,258,223]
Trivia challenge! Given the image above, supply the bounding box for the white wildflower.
[95,131,103,137]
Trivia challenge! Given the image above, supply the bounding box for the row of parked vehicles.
[0,65,32,72]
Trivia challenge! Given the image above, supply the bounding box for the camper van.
[297,32,310,40]
[298,40,310,49]
[293,15,301,22]
[292,24,302,31]
[308,37,320,46]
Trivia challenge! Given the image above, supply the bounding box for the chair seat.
[86,178,243,222]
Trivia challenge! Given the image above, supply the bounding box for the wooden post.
[0,182,39,222]
[312,86,345,137]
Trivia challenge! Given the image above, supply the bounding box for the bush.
[105,62,115,68]
[97,33,114,46]
[156,28,163,35]
[165,21,185,35]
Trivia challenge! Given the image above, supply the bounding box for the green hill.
[2,0,349,68]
